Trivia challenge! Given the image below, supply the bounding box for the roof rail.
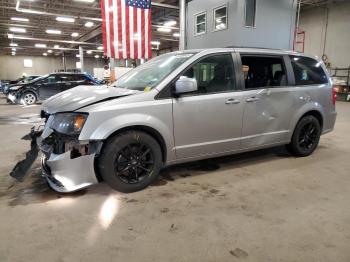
[225,46,286,51]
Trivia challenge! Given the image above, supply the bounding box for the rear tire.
[98,131,163,193]
[287,115,321,157]
[21,91,37,105]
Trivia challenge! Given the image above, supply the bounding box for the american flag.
[101,0,152,59]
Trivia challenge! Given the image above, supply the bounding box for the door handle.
[246,97,260,102]
[225,98,240,104]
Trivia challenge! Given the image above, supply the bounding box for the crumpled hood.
[42,85,139,114]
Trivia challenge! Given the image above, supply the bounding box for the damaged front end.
[37,111,102,192]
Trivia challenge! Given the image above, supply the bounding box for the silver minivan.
[37,48,337,193]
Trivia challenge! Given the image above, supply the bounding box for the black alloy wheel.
[287,115,321,157]
[99,131,162,192]
[114,143,155,184]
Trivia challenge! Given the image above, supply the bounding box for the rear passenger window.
[241,56,287,89]
[290,56,328,85]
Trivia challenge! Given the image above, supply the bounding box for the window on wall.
[214,5,228,31]
[23,59,33,68]
[194,12,206,36]
[245,0,256,27]
[290,56,328,85]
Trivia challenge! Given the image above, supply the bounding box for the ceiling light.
[8,34,14,39]
[11,52,16,56]
[164,20,177,27]
[157,27,171,33]
[35,43,47,48]
[94,55,99,58]
[87,50,92,54]
[11,48,16,51]
[151,41,160,45]
[76,54,80,58]
[43,53,48,56]
[173,33,180,37]
[54,45,60,49]
[97,46,103,50]
[11,17,29,22]
[46,29,61,34]
[71,32,79,37]
[84,21,94,28]
[56,16,75,23]
[10,27,26,33]
[47,50,53,53]
[10,43,18,47]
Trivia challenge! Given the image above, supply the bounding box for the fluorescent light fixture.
[94,55,99,58]
[157,27,171,33]
[46,29,61,34]
[11,48,16,51]
[8,34,14,39]
[71,32,79,37]
[11,52,16,56]
[76,54,80,58]
[43,53,48,56]
[173,33,180,37]
[10,27,26,33]
[35,43,47,48]
[47,50,53,53]
[84,21,94,27]
[97,46,103,50]
[56,16,75,23]
[11,17,29,22]
[151,41,160,45]
[10,43,18,47]
[54,45,60,49]
[87,50,93,54]
[164,20,177,27]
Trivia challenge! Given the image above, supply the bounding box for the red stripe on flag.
[101,0,107,57]
[117,0,123,59]
[141,9,145,58]
[125,6,130,58]
[133,8,138,59]
[108,0,115,58]
[148,9,152,59]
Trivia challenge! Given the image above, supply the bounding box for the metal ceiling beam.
[9,35,97,46]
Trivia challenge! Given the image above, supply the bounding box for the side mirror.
[175,77,198,95]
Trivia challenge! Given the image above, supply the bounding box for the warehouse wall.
[0,55,105,80]
[186,0,296,50]
[299,2,350,68]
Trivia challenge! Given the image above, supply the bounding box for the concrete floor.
[0,96,349,262]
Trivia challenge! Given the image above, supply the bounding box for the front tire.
[21,91,37,105]
[287,115,321,157]
[98,131,163,193]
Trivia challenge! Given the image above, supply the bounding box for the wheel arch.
[102,125,168,164]
[299,110,323,129]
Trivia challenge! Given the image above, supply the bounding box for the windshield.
[26,74,48,84]
[111,52,196,91]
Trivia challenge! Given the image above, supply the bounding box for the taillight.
[332,87,337,105]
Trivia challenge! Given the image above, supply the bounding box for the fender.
[287,101,325,140]
[79,113,176,162]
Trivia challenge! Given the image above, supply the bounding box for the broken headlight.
[50,113,88,135]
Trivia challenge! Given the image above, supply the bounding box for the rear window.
[290,56,328,85]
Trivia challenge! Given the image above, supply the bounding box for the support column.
[62,52,67,71]
[110,58,116,82]
[179,0,186,51]
[79,46,84,72]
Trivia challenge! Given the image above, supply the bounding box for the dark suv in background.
[2,75,41,95]
[7,72,100,105]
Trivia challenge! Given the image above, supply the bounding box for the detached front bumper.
[37,128,101,193]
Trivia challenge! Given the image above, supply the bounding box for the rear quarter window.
[290,56,328,85]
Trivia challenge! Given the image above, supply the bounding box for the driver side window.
[181,53,236,95]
